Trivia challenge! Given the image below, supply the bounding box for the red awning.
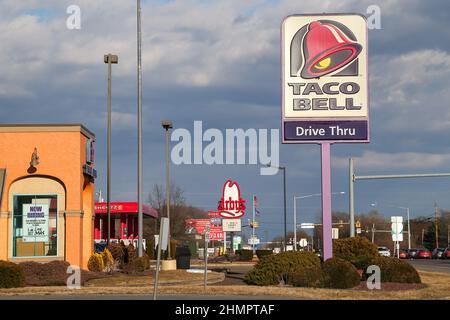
[94,202,158,218]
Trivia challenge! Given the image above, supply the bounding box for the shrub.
[372,256,421,283]
[19,261,70,286]
[244,251,321,286]
[87,253,105,272]
[238,249,254,261]
[124,254,150,274]
[101,249,114,272]
[256,249,273,260]
[146,238,155,259]
[107,243,126,263]
[333,237,379,268]
[127,243,137,262]
[322,258,361,289]
[0,261,25,288]
[289,266,324,288]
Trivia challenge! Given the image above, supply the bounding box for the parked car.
[399,249,408,259]
[442,247,450,259]
[432,248,445,259]
[378,246,391,257]
[417,249,432,259]
[407,248,419,259]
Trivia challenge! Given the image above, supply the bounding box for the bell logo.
[291,20,362,79]
[217,180,246,219]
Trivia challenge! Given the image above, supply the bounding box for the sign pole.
[321,142,333,261]
[204,231,208,289]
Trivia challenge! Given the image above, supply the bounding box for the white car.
[378,246,391,257]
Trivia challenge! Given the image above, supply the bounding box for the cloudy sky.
[2,0,450,242]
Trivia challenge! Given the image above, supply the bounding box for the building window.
[12,195,58,257]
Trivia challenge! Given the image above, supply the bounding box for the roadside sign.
[248,237,260,245]
[332,228,339,239]
[300,223,315,229]
[159,217,170,251]
[222,219,242,232]
[282,14,369,143]
[391,216,403,242]
[299,238,308,247]
[218,180,246,218]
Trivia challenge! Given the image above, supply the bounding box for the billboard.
[282,14,369,143]
[185,218,224,241]
[217,180,246,218]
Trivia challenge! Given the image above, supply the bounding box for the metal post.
[349,158,355,237]
[434,201,439,249]
[165,127,171,259]
[153,227,162,300]
[204,233,208,289]
[252,194,255,254]
[282,168,287,252]
[407,208,411,250]
[293,196,297,251]
[372,223,375,243]
[137,0,143,257]
[321,143,332,260]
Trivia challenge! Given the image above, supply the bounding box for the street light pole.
[162,120,173,259]
[104,53,118,246]
[282,167,287,252]
[137,0,144,257]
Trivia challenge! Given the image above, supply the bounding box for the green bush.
[256,249,273,260]
[0,261,25,288]
[322,258,361,289]
[238,249,254,261]
[289,266,324,288]
[244,251,321,286]
[333,237,379,268]
[372,256,421,283]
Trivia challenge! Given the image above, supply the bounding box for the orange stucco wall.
[0,125,95,269]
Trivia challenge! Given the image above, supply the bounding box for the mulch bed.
[353,281,427,291]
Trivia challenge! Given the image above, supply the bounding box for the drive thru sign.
[281,14,369,261]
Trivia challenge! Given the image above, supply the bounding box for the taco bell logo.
[218,180,246,219]
[292,20,362,78]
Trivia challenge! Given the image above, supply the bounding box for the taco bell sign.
[282,14,369,143]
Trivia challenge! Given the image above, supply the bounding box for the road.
[407,258,450,274]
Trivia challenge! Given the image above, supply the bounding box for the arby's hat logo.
[291,20,362,79]
[217,180,246,219]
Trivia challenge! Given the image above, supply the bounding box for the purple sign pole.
[321,142,332,261]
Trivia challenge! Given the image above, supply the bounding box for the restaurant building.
[0,124,96,268]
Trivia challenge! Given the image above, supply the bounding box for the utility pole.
[434,201,439,249]
[421,228,425,247]
[371,223,375,243]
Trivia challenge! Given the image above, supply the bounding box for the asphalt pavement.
[407,258,450,274]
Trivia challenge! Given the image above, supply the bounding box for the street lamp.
[294,191,345,251]
[266,165,287,251]
[104,53,118,245]
[162,120,173,259]
[370,202,411,250]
